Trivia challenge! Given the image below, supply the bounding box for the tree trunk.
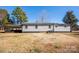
[70,25,72,32]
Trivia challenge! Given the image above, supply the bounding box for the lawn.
[0,32,79,53]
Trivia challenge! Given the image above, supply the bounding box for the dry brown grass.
[0,32,79,53]
[64,32,79,38]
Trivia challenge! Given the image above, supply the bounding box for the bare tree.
[36,10,48,23]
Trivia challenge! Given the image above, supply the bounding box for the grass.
[63,32,79,38]
[0,32,79,53]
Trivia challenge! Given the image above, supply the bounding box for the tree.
[2,16,9,25]
[63,11,78,32]
[0,9,10,25]
[12,7,28,24]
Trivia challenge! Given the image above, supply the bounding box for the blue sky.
[0,6,79,24]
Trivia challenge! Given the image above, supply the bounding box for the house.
[22,23,71,32]
[4,24,22,32]
[0,24,22,33]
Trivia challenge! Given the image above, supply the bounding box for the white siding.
[54,25,70,32]
[22,25,71,32]
[22,25,52,32]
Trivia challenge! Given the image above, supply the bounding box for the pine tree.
[63,11,78,31]
[12,7,28,24]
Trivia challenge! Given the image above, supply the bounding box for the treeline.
[0,7,28,25]
[0,7,79,31]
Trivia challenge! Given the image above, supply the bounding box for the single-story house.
[22,23,71,32]
[4,24,22,32]
[0,24,22,32]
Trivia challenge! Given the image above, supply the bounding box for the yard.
[0,32,79,53]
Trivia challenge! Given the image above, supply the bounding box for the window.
[55,25,58,27]
[35,25,38,29]
[25,25,28,29]
[49,25,51,28]
[64,25,67,27]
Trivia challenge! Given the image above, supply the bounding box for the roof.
[5,24,21,28]
[22,22,70,26]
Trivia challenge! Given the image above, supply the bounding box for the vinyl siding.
[22,25,70,32]
[54,25,70,32]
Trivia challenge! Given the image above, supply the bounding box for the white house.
[22,23,71,32]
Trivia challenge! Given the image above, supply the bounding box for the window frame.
[49,25,51,28]
[35,25,38,29]
[25,25,28,29]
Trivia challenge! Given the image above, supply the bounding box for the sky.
[0,6,79,24]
